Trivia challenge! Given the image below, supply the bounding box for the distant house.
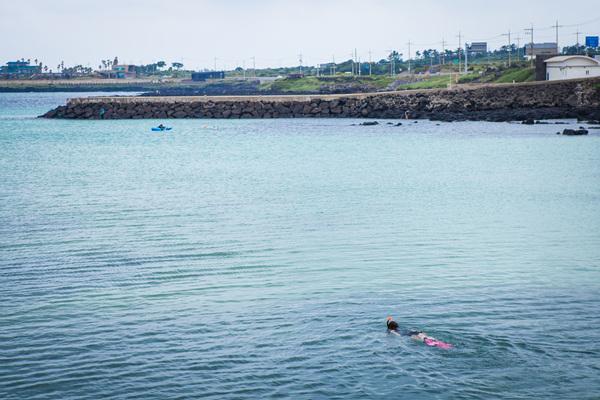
[191,71,225,81]
[99,64,137,79]
[544,55,600,81]
[467,42,487,55]
[0,60,42,76]
[113,65,137,78]
[525,43,558,59]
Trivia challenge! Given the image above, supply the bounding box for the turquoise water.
[1,93,600,399]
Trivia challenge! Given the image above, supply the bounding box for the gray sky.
[1,0,599,70]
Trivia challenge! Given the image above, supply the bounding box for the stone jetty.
[42,78,600,122]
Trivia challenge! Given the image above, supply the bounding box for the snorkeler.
[386,316,453,349]
[386,316,400,333]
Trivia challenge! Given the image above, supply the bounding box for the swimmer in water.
[386,316,400,334]
[386,316,453,349]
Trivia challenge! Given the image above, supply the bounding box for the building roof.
[527,43,558,49]
[545,55,600,65]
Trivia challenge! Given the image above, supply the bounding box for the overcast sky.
[1,0,599,70]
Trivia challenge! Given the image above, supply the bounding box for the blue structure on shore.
[191,71,225,81]
[0,60,42,76]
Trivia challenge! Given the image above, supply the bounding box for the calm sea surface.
[1,93,599,399]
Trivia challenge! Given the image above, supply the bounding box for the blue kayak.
[151,127,172,132]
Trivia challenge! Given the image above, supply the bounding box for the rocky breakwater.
[42,78,600,121]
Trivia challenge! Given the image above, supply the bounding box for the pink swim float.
[424,338,453,349]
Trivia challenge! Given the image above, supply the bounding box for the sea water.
[1,93,599,399]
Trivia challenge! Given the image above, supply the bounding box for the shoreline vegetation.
[42,77,600,122]
[2,65,536,95]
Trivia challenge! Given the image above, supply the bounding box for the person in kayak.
[386,316,453,349]
[157,123,166,130]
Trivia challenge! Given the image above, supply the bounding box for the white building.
[544,55,600,81]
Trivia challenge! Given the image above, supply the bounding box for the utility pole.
[515,36,522,60]
[502,30,512,66]
[575,29,582,54]
[552,20,563,53]
[457,31,462,75]
[242,60,246,79]
[332,55,336,76]
[464,42,468,73]
[251,56,256,77]
[525,24,534,67]
[441,38,446,65]
[298,54,303,74]
[368,49,372,76]
[407,41,412,75]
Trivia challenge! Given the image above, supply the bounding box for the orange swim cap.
[387,316,393,321]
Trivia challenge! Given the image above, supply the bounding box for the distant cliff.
[42,78,600,122]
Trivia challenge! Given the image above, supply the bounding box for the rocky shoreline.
[41,78,600,122]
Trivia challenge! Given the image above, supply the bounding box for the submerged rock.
[359,121,379,126]
[562,128,588,136]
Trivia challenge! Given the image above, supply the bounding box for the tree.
[156,61,166,69]
[388,50,402,62]
[172,62,184,70]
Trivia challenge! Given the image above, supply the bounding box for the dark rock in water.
[586,120,600,125]
[554,121,569,124]
[522,118,535,125]
[556,132,561,135]
[360,121,379,126]
[588,126,600,129]
[535,120,550,124]
[413,121,418,123]
[395,122,403,126]
[562,128,588,136]
[387,122,394,125]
